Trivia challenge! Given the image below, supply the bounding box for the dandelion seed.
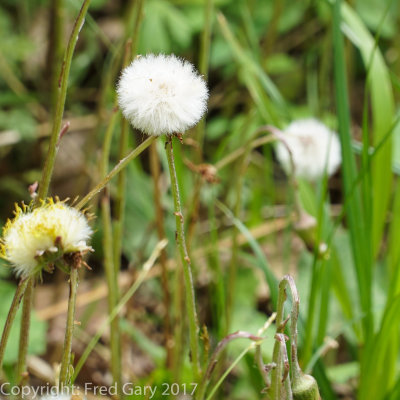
[0,198,93,278]
[117,53,209,136]
[275,118,341,181]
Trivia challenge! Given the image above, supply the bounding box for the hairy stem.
[165,136,200,381]
[149,142,173,367]
[59,267,79,387]
[38,0,92,200]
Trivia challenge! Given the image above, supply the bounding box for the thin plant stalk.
[195,0,213,156]
[113,40,132,280]
[48,0,64,115]
[16,279,34,384]
[197,331,262,400]
[172,260,185,383]
[225,150,248,333]
[149,142,173,367]
[269,278,288,399]
[165,136,200,381]
[14,0,92,385]
[186,0,213,246]
[59,267,79,387]
[207,191,226,341]
[225,129,275,333]
[76,136,156,210]
[101,195,122,395]
[72,239,167,382]
[128,0,145,57]
[203,313,276,400]
[332,0,373,341]
[0,278,29,370]
[262,0,283,56]
[112,1,143,271]
[100,102,122,394]
[38,0,92,201]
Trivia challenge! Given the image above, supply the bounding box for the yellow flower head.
[1,198,93,278]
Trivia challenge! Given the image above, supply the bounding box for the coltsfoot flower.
[275,118,341,181]
[1,199,93,278]
[117,53,208,136]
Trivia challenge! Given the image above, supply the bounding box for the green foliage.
[0,280,47,366]
[1,0,400,398]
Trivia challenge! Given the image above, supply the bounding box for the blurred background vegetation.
[0,0,400,399]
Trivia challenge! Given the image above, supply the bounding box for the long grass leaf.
[341,3,395,258]
[216,200,278,308]
[332,0,373,340]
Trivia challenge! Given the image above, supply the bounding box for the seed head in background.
[0,198,93,278]
[117,53,209,136]
[275,118,342,181]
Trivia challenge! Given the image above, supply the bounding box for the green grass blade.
[358,295,400,400]
[216,200,278,308]
[217,12,290,124]
[332,0,373,340]
[341,2,395,258]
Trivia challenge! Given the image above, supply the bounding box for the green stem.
[99,107,122,396]
[225,129,274,333]
[76,136,156,210]
[225,150,247,333]
[128,0,145,57]
[101,195,122,396]
[113,40,131,277]
[165,136,200,381]
[186,0,213,248]
[269,278,289,399]
[149,142,173,368]
[172,260,184,383]
[203,314,276,400]
[195,0,213,156]
[14,0,91,387]
[108,122,126,400]
[197,331,262,400]
[38,0,92,200]
[72,239,167,382]
[48,0,64,115]
[59,267,79,387]
[16,279,34,384]
[332,0,373,341]
[0,278,29,370]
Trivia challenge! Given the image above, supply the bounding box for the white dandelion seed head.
[1,199,93,278]
[117,53,209,136]
[275,118,342,181]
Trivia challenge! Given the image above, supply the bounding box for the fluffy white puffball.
[117,54,208,136]
[1,199,93,278]
[275,118,342,181]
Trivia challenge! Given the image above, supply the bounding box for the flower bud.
[292,373,321,400]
